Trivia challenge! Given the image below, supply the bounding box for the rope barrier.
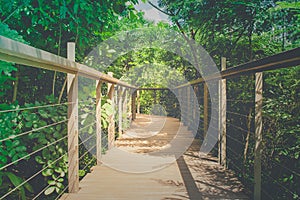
[227,111,250,118]
[0,153,66,199]
[79,144,96,161]
[54,185,69,200]
[0,135,67,170]
[79,121,96,132]
[31,158,67,200]
[262,171,298,197]
[226,122,254,134]
[0,100,94,114]
[0,119,68,143]
[79,134,96,147]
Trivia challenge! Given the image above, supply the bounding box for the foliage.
[0,22,27,101]
[0,0,299,199]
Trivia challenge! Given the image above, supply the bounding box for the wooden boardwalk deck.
[61,114,248,200]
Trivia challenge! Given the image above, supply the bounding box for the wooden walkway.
[61,114,248,200]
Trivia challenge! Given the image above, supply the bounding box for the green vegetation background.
[0,0,299,199]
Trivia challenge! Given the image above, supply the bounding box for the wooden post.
[107,72,115,149]
[218,77,222,165]
[178,88,182,121]
[182,88,186,124]
[184,88,188,125]
[221,57,227,168]
[128,89,132,120]
[254,72,263,200]
[123,89,128,128]
[137,90,140,114]
[118,87,123,136]
[131,90,137,120]
[193,85,197,124]
[187,86,191,128]
[96,80,102,165]
[67,42,79,193]
[203,83,208,137]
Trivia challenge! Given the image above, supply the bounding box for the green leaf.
[48,180,56,185]
[16,146,26,152]
[0,155,7,163]
[35,156,45,164]
[42,168,54,176]
[44,186,55,195]
[56,182,63,188]
[38,109,48,118]
[79,169,86,177]
[25,121,32,128]
[6,172,22,187]
[24,182,34,193]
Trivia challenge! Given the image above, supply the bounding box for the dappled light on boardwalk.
[61,114,248,200]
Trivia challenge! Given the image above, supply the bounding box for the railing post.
[203,83,208,137]
[137,90,140,114]
[187,86,191,128]
[123,89,128,128]
[254,72,263,200]
[96,80,102,165]
[118,87,123,136]
[131,90,137,120]
[67,42,79,193]
[193,85,198,132]
[107,72,115,149]
[218,75,222,165]
[183,87,187,125]
[178,88,182,121]
[221,57,227,168]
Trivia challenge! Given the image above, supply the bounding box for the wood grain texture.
[254,72,263,200]
[67,43,79,193]
[61,114,248,200]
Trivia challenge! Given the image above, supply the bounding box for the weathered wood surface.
[61,114,248,200]
[0,35,135,88]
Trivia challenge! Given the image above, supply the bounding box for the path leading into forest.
[61,114,248,200]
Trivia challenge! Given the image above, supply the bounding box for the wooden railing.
[1,35,299,199]
[175,47,300,200]
[0,35,136,198]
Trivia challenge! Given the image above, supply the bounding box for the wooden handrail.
[0,36,136,88]
[176,47,300,89]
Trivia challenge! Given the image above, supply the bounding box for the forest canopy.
[0,0,299,199]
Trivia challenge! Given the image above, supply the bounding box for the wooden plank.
[221,57,227,168]
[96,80,102,165]
[61,114,248,200]
[0,36,136,88]
[67,42,79,193]
[254,72,263,200]
[203,84,208,137]
[107,72,115,149]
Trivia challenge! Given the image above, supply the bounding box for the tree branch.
[148,1,174,16]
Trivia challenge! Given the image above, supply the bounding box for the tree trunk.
[12,64,20,102]
[58,75,67,103]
